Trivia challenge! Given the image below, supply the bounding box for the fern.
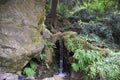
[36,52,46,61]
[23,61,37,77]
[57,3,69,18]
[89,0,117,16]
[84,52,120,79]
[72,63,80,72]
[67,38,83,52]
[73,49,102,70]
[24,67,36,77]
[30,61,37,71]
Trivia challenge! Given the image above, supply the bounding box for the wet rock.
[0,0,45,73]
[42,75,66,80]
[18,76,35,80]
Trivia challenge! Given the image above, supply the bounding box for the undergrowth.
[67,37,120,79]
[23,40,55,77]
[23,52,46,77]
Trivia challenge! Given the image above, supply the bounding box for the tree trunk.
[50,0,58,26]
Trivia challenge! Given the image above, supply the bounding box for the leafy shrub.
[72,49,102,71]
[67,37,120,79]
[23,52,47,77]
[89,0,117,16]
[57,3,69,18]
[67,38,83,52]
[78,34,99,43]
[89,0,104,16]
[87,55,120,79]
[24,67,36,77]
[36,52,46,61]
[30,61,37,71]
[67,37,102,71]
[23,61,37,77]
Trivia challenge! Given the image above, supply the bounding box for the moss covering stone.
[0,0,46,73]
[61,31,107,56]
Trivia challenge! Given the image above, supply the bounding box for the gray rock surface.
[0,73,35,80]
[0,73,18,80]
[0,0,45,73]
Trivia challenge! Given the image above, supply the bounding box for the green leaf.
[30,61,37,71]
[72,63,79,72]
[45,63,50,69]
[24,67,36,77]
[36,53,46,61]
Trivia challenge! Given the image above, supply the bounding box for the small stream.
[55,38,67,78]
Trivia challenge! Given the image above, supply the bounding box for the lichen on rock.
[0,0,45,73]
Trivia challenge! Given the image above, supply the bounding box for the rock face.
[0,0,45,73]
[0,73,18,80]
[0,73,35,80]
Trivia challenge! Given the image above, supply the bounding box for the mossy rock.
[61,31,107,56]
[0,0,45,73]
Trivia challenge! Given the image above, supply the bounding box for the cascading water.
[55,38,67,77]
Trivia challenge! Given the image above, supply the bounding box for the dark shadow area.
[0,0,9,5]
[54,38,72,75]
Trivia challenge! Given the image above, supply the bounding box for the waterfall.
[55,38,66,77]
[59,38,64,74]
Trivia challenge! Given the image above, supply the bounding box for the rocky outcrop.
[0,0,45,73]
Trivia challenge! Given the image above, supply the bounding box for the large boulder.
[0,0,45,73]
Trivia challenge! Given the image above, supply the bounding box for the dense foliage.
[46,0,119,17]
[89,0,118,16]
[23,40,55,77]
[23,0,120,79]
[67,37,120,79]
